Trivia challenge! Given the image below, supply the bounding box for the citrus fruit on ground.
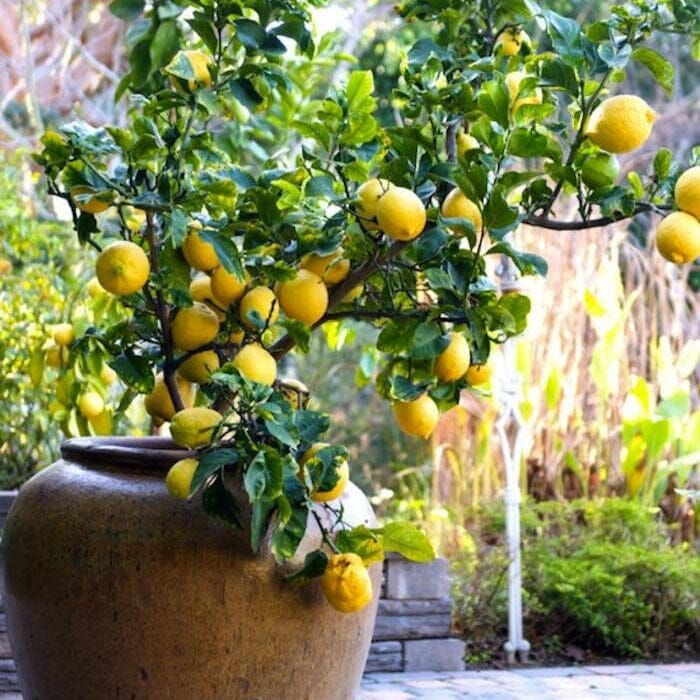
[585,95,656,154]
[277,269,328,326]
[239,286,279,330]
[321,553,373,613]
[342,284,363,303]
[77,391,105,419]
[210,266,249,307]
[88,409,112,436]
[70,186,111,214]
[433,332,471,382]
[496,28,530,56]
[86,276,106,297]
[171,302,219,351]
[392,394,440,440]
[300,442,350,502]
[95,241,150,296]
[178,349,220,384]
[182,231,219,271]
[0,258,12,274]
[465,364,492,386]
[52,323,75,347]
[46,344,68,368]
[456,130,479,158]
[301,251,350,285]
[441,188,483,231]
[376,186,427,241]
[231,343,277,385]
[144,373,195,423]
[506,71,542,113]
[170,407,222,449]
[655,211,700,264]
[580,152,620,189]
[166,458,199,500]
[674,166,700,218]
[356,178,393,230]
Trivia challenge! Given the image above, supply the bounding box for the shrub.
[452,498,700,661]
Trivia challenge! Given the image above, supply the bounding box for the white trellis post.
[494,237,531,664]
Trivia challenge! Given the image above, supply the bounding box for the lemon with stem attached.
[171,302,220,351]
[441,189,482,232]
[321,553,373,613]
[585,95,656,154]
[655,211,700,264]
[356,178,392,230]
[277,270,329,326]
[376,187,427,241]
[433,332,471,382]
[166,458,199,500]
[170,407,222,449]
[178,350,220,384]
[239,287,279,330]
[231,343,277,385]
[392,394,440,440]
[96,241,150,296]
[675,166,700,218]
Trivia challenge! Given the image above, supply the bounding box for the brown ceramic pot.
[0,437,380,700]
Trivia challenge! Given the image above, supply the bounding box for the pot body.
[0,437,380,700]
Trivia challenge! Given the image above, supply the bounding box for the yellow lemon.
[239,287,279,330]
[171,302,219,351]
[86,276,106,297]
[392,394,440,440]
[433,332,471,382]
[301,251,350,285]
[189,275,215,304]
[376,186,427,241]
[70,186,111,214]
[178,350,220,384]
[441,188,483,231]
[182,231,219,271]
[0,258,13,275]
[506,71,543,113]
[585,95,656,154]
[144,373,195,423]
[231,343,277,385]
[88,409,112,436]
[496,28,530,56]
[169,50,213,92]
[46,344,69,368]
[170,407,222,449]
[166,458,199,500]
[456,130,479,158]
[321,553,373,613]
[300,442,350,502]
[77,391,105,419]
[655,211,700,264]
[675,166,700,219]
[100,364,117,385]
[124,207,147,232]
[341,284,363,303]
[465,364,493,386]
[53,323,76,347]
[95,241,150,296]
[211,266,250,307]
[277,269,329,326]
[229,327,245,345]
[356,178,393,230]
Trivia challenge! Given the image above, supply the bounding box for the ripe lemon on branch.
[674,166,700,218]
[495,27,530,56]
[300,443,350,502]
[95,241,150,296]
[321,553,373,613]
[585,95,656,153]
[171,303,220,351]
[277,269,328,325]
[182,229,219,271]
[239,287,279,330]
[376,186,427,241]
[179,350,220,384]
[392,394,440,440]
[433,332,471,382]
[465,364,492,386]
[166,458,199,500]
[301,250,350,286]
[655,211,700,264]
[231,342,277,385]
[356,178,392,230]
[144,373,195,423]
[170,407,222,449]
[211,266,250,307]
[441,189,483,231]
[52,323,75,347]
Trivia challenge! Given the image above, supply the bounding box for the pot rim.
[61,436,193,471]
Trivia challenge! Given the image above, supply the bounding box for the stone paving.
[358,663,700,699]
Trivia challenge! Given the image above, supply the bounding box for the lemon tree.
[34,0,698,609]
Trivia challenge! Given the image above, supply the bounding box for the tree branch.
[524,201,667,231]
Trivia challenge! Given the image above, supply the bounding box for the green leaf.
[498,293,531,334]
[191,448,238,494]
[282,319,311,353]
[306,175,335,199]
[377,522,435,562]
[109,0,144,20]
[166,209,188,248]
[410,323,450,361]
[264,418,299,449]
[250,499,274,552]
[229,78,264,109]
[632,47,674,96]
[235,19,266,49]
[477,78,510,129]
[483,189,519,231]
[244,451,271,500]
[199,230,244,279]
[377,318,420,353]
[346,71,375,114]
[150,20,179,71]
[270,505,308,562]
[293,410,330,443]
[653,148,672,180]
[390,375,426,402]
[336,525,385,565]
[202,473,242,530]
[109,353,153,392]
[286,550,329,583]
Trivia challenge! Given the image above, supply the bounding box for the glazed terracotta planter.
[0,437,380,700]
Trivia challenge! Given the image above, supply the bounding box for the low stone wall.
[365,554,464,673]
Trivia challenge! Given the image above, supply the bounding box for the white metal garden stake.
[494,237,531,664]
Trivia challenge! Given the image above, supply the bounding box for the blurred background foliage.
[0,0,697,662]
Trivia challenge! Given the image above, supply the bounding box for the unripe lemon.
[179,349,220,384]
[232,343,277,385]
[182,231,219,271]
[300,442,350,502]
[655,211,700,264]
[210,266,250,307]
[376,187,427,241]
[321,553,373,613]
[77,390,105,419]
[301,250,350,285]
[70,186,111,214]
[171,302,219,351]
[46,344,69,368]
[277,269,329,326]
[433,332,471,382]
[239,287,279,330]
[53,323,76,347]
[674,166,700,218]
[496,27,530,56]
[356,178,393,230]
[144,373,195,423]
[392,394,440,440]
[456,131,479,158]
[95,241,150,296]
[170,407,222,449]
[506,71,542,113]
[585,95,656,154]
[88,409,112,436]
[465,364,493,386]
[166,458,199,500]
[580,153,620,190]
[441,188,483,231]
